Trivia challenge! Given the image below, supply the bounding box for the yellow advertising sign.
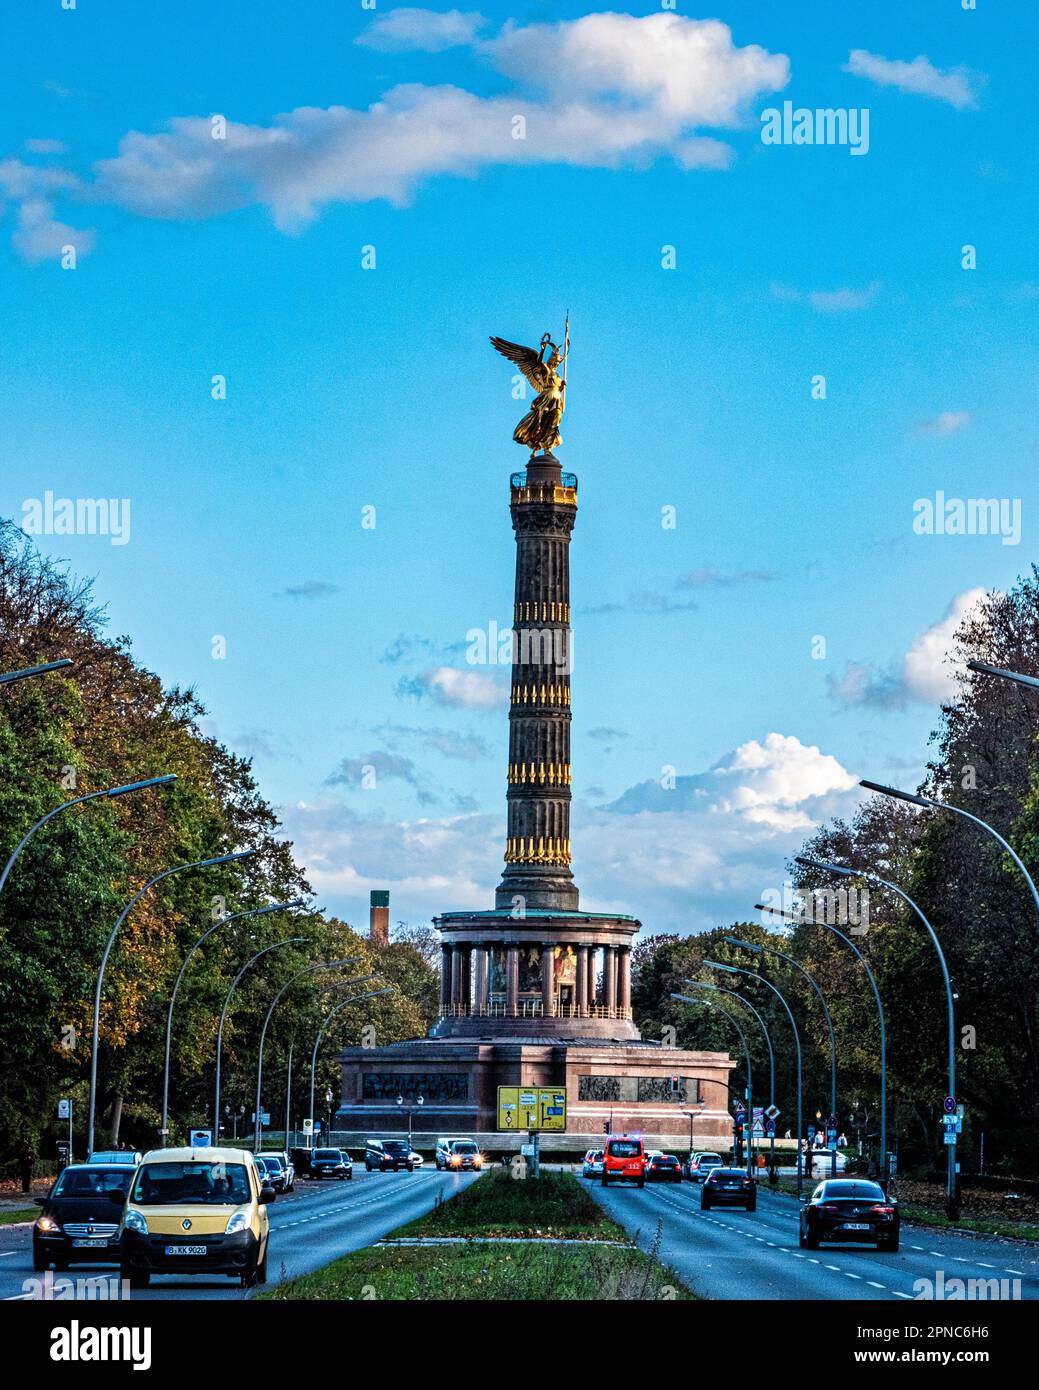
[497,1086,567,1132]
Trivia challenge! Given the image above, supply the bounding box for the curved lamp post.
[309,987,393,1148]
[87,845,256,1159]
[671,992,754,1175]
[0,658,73,685]
[861,778,1039,926]
[683,978,778,1176]
[725,935,838,1178]
[160,897,305,1145]
[796,853,960,1218]
[705,959,805,1196]
[756,902,888,1186]
[213,936,310,1136]
[0,773,177,897]
[253,959,363,1151]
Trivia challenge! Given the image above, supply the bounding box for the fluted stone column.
[474,947,489,1012]
[460,946,471,1013]
[587,948,597,1011]
[450,947,462,1010]
[440,945,451,1011]
[540,946,554,1018]
[576,944,589,1017]
[618,945,631,1015]
[604,946,617,1012]
[507,945,519,1017]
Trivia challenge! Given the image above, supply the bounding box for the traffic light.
[669,1075,680,1095]
[603,1119,612,1135]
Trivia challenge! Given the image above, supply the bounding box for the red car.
[601,1135,645,1188]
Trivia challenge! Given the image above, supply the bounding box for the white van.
[434,1137,483,1171]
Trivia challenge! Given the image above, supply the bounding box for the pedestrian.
[838,1131,848,1149]
[19,1140,35,1194]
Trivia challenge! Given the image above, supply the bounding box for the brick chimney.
[369,890,389,947]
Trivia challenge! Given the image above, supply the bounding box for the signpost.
[497,1087,567,1180]
[57,1098,72,1164]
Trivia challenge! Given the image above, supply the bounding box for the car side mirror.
[35,1197,47,1206]
[259,1185,276,1204]
[107,1189,127,1206]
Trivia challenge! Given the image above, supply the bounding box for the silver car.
[581,1150,604,1178]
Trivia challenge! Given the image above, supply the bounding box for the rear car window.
[607,1141,641,1158]
[822,1182,885,1200]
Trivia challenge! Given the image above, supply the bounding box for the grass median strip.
[0,1208,36,1226]
[263,1170,695,1300]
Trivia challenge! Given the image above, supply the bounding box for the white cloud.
[83,16,786,231]
[357,8,485,53]
[829,587,988,710]
[771,281,881,313]
[903,587,987,704]
[917,410,970,438]
[281,730,861,934]
[401,666,508,710]
[24,138,67,155]
[845,49,981,110]
[11,198,95,265]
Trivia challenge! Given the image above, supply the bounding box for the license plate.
[841,1222,870,1230]
[71,1238,110,1248]
[165,1244,207,1255]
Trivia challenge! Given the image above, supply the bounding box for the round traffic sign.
[943,1095,956,1114]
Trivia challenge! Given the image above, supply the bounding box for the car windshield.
[53,1168,128,1197]
[263,1157,283,1171]
[384,1141,410,1153]
[315,1150,341,1160]
[822,1182,885,1201]
[608,1141,641,1158]
[131,1161,251,1206]
[450,1142,477,1154]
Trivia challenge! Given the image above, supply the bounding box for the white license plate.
[165,1244,207,1255]
[841,1222,870,1230]
[71,1238,110,1248]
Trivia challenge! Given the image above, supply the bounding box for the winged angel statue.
[489,320,569,458]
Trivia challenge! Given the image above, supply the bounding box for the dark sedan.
[799,1179,899,1251]
[646,1154,683,1183]
[701,1168,756,1211]
[33,1164,130,1270]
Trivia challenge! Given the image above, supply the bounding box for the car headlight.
[35,1215,60,1234]
[225,1211,249,1235]
[123,1209,148,1235]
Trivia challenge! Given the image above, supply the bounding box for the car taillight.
[743,1178,753,1187]
[820,1203,841,1214]
[869,1205,895,1215]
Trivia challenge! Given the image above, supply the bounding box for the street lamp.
[724,935,838,1179]
[0,658,73,685]
[683,979,778,1179]
[796,853,960,1219]
[0,773,177,897]
[966,659,1039,691]
[87,846,256,1159]
[309,988,394,1149]
[397,1093,425,1150]
[705,959,806,1196]
[671,994,752,1176]
[253,959,363,1151]
[213,936,311,1135]
[756,901,888,1187]
[160,898,305,1145]
[861,778,1039,926]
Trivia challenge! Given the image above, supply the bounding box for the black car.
[799,1179,899,1251]
[310,1148,352,1179]
[366,1139,414,1172]
[646,1154,683,1183]
[33,1164,130,1271]
[701,1167,756,1211]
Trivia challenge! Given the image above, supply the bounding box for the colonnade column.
[587,947,597,1012]
[450,946,462,1012]
[506,945,520,1017]
[440,945,452,1012]
[576,944,589,1017]
[618,945,631,1017]
[474,946,489,1012]
[604,946,617,1012]
[540,946,555,1018]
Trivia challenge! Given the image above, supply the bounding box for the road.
[589,1177,1039,1301]
[0,1166,478,1301]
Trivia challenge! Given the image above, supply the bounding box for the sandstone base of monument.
[335,1037,736,1150]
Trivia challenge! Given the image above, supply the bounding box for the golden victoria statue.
[489,318,569,458]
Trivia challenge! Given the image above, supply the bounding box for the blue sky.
[1,2,1035,933]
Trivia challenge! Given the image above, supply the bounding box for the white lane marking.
[824,1264,840,1271]
[1006,1269,1024,1276]
[893,1291,913,1299]
[867,1281,886,1289]
[0,1252,15,1258]
[978,1263,995,1269]
[910,1245,924,1251]
[845,1272,861,1280]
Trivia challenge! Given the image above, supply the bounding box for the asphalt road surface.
[0,1167,478,1302]
[589,1176,1039,1301]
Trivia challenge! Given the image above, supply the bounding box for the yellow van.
[119,1146,274,1289]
